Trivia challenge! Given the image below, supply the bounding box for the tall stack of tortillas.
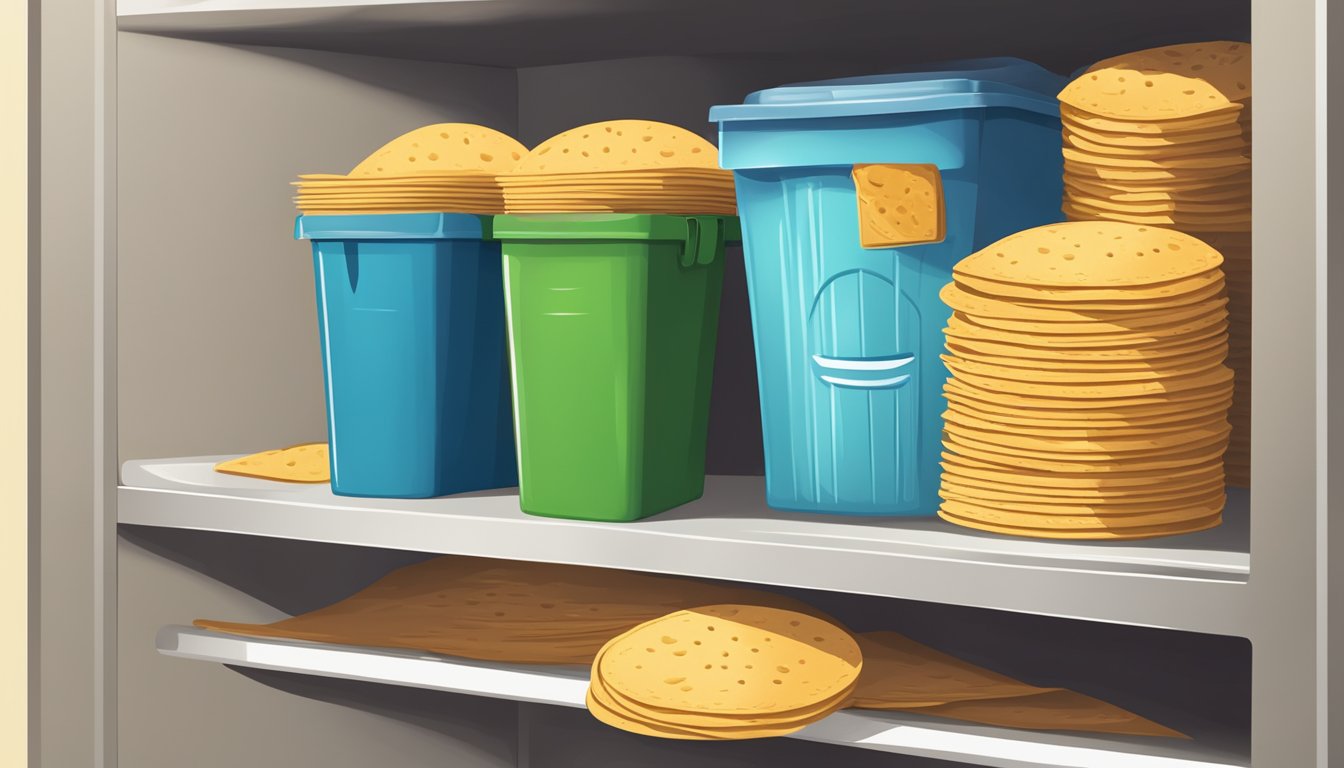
[1058,42,1251,486]
[293,123,526,214]
[938,222,1233,540]
[500,120,736,214]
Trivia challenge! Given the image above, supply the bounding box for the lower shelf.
[157,626,1248,768]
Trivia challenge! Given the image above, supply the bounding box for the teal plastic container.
[710,59,1066,516]
[297,213,517,499]
[494,214,737,522]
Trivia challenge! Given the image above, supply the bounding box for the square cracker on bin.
[852,163,946,249]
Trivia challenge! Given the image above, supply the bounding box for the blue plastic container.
[710,59,1065,516]
[296,213,517,498]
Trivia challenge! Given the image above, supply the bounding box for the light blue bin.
[296,213,517,499]
[710,59,1065,516]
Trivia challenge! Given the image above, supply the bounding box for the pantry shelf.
[120,456,1250,636]
[156,625,1247,768]
[114,0,1250,69]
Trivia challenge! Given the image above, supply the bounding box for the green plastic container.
[495,214,738,522]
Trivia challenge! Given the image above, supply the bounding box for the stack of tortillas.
[1058,42,1251,486]
[938,221,1233,540]
[293,124,527,215]
[195,557,819,665]
[500,120,735,214]
[587,605,862,739]
[586,611,1182,740]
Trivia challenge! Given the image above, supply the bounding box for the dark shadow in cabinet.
[229,667,521,763]
[119,524,439,615]
[132,0,1251,72]
[705,244,765,476]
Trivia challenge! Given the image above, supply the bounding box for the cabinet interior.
[114,1,1256,765]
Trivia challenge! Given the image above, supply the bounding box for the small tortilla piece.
[214,443,328,483]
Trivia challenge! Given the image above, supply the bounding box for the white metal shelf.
[157,625,1247,768]
[120,456,1250,636]
[113,0,1250,70]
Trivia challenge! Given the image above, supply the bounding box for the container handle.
[810,353,915,390]
[343,241,360,293]
[682,217,723,267]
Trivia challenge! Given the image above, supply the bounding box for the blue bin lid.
[709,58,1063,123]
[295,212,487,241]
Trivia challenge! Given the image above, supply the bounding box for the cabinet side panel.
[1327,0,1339,760]
[39,0,98,762]
[1250,0,1326,764]
[116,33,518,463]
